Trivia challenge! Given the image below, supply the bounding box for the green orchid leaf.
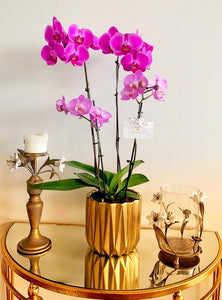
[104,170,115,185]
[76,172,99,188]
[31,179,88,191]
[117,190,140,200]
[115,174,149,195]
[67,160,114,186]
[67,160,95,174]
[109,160,144,193]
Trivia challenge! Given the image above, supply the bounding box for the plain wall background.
[1,0,222,299]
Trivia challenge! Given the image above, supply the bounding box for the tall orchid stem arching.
[83,62,99,181]
[35,17,167,203]
[83,62,107,200]
[115,57,121,172]
[123,93,144,197]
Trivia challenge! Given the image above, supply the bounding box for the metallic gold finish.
[22,152,48,158]
[85,249,139,290]
[158,250,200,269]
[173,290,184,300]
[153,225,202,269]
[85,191,141,256]
[19,250,49,276]
[1,223,222,299]
[17,174,51,254]
[17,153,51,255]
[28,282,43,300]
[5,264,14,300]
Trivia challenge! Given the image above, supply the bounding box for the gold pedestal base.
[158,250,200,269]
[17,234,51,255]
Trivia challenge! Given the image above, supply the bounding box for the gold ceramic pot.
[85,191,141,257]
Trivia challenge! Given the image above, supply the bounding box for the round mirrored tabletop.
[1,223,222,299]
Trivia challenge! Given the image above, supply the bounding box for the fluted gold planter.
[85,248,139,290]
[85,191,141,256]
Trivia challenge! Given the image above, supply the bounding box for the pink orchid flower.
[110,32,143,56]
[67,95,92,117]
[120,87,136,101]
[141,42,153,55]
[45,17,67,45]
[90,106,112,127]
[65,43,89,66]
[90,35,100,50]
[99,26,119,54]
[150,74,167,101]
[121,70,148,100]
[56,96,69,114]
[68,24,94,49]
[121,51,152,73]
[41,41,65,65]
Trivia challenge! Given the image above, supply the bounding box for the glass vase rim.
[160,183,200,195]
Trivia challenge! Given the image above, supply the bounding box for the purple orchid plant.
[36,17,167,203]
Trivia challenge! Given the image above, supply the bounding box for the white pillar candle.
[24,132,48,153]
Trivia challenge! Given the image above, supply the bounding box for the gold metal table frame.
[1,223,222,300]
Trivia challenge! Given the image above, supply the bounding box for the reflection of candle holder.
[19,248,50,300]
[17,152,52,255]
[18,247,50,276]
[85,249,139,290]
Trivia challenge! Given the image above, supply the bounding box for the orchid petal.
[99,33,113,54]
[67,95,92,116]
[128,33,143,50]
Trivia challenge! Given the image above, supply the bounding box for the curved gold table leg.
[6,265,10,300]
[1,259,26,300]
[173,290,184,300]
[200,261,222,300]
[4,261,14,300]
[28,282,43,300]
[212,262,221,300]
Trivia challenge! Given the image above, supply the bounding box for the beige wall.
[1,0,222,299]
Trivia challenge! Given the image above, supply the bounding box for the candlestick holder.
[17,152,52,255]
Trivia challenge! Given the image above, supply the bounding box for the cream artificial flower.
[55,156,66,173]
[7,153,21,171]
[147,211,164,227]
[151,193,162,204]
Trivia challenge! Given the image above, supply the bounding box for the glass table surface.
[4,222,221,293]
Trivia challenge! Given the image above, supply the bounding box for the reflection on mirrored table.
[1,223,222,299]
